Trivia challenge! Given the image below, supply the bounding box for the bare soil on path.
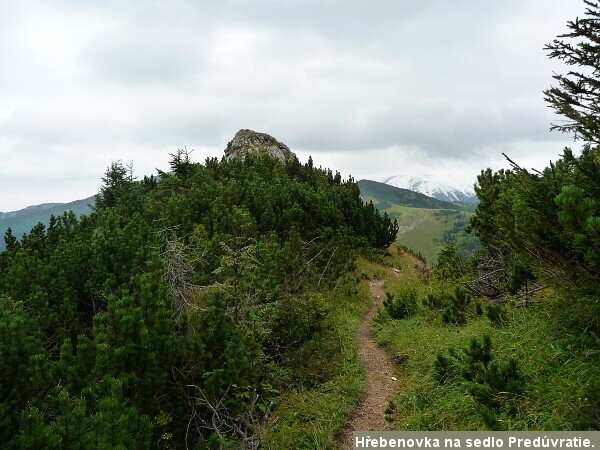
[337,273,401,449]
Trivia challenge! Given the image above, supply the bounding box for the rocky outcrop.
[224,129,297,162]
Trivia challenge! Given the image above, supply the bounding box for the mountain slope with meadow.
[358,179,477,263]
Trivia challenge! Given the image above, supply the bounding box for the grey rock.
[224,129,297,162]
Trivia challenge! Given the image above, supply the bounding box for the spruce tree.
[3,227,18,251]
[545,1,600,144]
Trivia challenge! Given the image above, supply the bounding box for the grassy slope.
[372,247,600,431]
[262,243,598,445]
[358,179,477,264]
[384,205,475,264]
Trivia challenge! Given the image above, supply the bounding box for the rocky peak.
[224,129,297,162]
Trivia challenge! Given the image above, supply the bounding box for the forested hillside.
[0,151,397,448]
[0,197,93,251]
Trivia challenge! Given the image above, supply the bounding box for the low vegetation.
[373,248,599,431]
[259,271,371,449]
[0,152,398,448]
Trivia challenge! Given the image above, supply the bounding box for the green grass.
[382,205,475,264]
[262,245,600,445]
[259,272,371,449]
[373,282,600,431]
[358,179,479,264]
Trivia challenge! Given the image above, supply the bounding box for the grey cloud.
[272,99,561,160]
[0,0,588,211]
[77,23,211,86]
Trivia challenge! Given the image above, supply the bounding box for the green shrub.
[434,335,524,429]
[384,289,418,320]
[475,301,484,315]
[423,291,451,311]
[276,293,330,346]
[485,304,507,326]
[442,307,467,326]
[432,349,462,385]
[442,287,471,326]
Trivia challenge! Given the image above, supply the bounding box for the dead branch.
[461,245,511,298]
[157,226,229,323]
[186,385,271,450]
[318,246,338,286]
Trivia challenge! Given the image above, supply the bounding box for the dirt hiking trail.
[337,254,422,449]
[337,278,398,448]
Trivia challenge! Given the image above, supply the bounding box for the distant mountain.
[0,203,64,220]
[382,173,477,204]
[0,196,94,250]
[357,179,478,263]
[357,179,475,212]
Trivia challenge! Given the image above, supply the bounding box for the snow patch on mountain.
[382,173,477,204]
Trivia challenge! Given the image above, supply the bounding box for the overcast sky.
[0,0,586,211]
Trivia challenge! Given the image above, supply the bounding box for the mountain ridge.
[0,196,94,250]
[358,179,475,212]
[382,173,477,204]
[0,202,64,218]
[358,179,478,262]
